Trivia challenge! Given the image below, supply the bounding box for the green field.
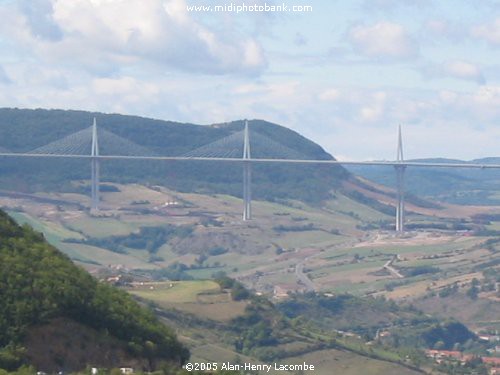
[130,280,221,303]
[59,242,156,269]
[63,216,136,238]
[286,349,421,375]
[274,230,346,249]
[8,211,83,245]
[128,280,249,321]
[324,194,391,222]
[5,183,499,322]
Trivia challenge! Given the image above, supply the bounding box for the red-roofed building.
[480,357,500,375]
[483,357,500,366]
[425,349,463,362]
[425,350,479,365]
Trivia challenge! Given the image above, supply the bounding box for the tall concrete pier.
[395,125,406,233]
[242,120,252,221]
[91,118,100,212]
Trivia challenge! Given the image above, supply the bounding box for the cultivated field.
[128,280,248,321]
[1,181,498,331]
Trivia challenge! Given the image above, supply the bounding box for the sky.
[1,0,500,160]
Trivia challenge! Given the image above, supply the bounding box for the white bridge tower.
[91,118,100,212]
[395,125,406,233]
[243,120,252,221]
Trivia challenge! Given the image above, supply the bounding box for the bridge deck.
[0,153,499,169]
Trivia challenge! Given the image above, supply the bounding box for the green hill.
[0,208,432,375]
[277,293,477,350]
[136,279,427,375]
[0,209,188,372]
[0,108,348,204]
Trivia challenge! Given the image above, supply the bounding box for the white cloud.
[1,0,267,75]
[438,90,458,104]
[233,81,299,99]
[431,86,500,122]
[474,86,500,102]
[1,1,499,161]
[424,19,467,42]
[233,83,266,95]
[471,17,500,46]
[419,60,485,84]
[92,77,160,98]
[90,76,162,113]
[318,88,340,102]
[22,65,68,89]
[349,22,418,59]
[446,61,484,83]
[359,91,387,122]
[19,0,63,41]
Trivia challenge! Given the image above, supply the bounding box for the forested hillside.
[0,108,348,203]
[0,209,188,372]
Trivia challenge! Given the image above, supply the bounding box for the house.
[273,283,301,298]
[426,349,462,361]
[482,358,500,375]
[479,334,500,342]
[483,357,500,367]
[487,346,500,354]
[425,350,474,364]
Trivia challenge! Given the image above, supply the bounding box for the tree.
[466,285,479,300]
[231,283,250,301]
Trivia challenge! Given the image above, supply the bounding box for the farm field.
[131,280,431,375]
[128,280,248,321]
[1,182,498,332]
[3,106,500,374]
[130,280,221,303]
[285,349,422,375]
[8,211,84,245]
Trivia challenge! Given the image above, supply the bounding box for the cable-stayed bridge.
[30,123,157,157]
[1,119,499,232]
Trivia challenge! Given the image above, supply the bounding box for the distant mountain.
[347,157,500,205]
[0,209,188,372]
[0,108,348,204]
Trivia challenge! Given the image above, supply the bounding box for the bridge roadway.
[1,153,500,169]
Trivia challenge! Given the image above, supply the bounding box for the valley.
[0,110,499,374]
[2,178,499,334]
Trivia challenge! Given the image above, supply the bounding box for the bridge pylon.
[243,120,252,221]
[394,125,406,233]
[91,118,100,213]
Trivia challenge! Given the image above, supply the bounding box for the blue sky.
[1,0,500,160]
